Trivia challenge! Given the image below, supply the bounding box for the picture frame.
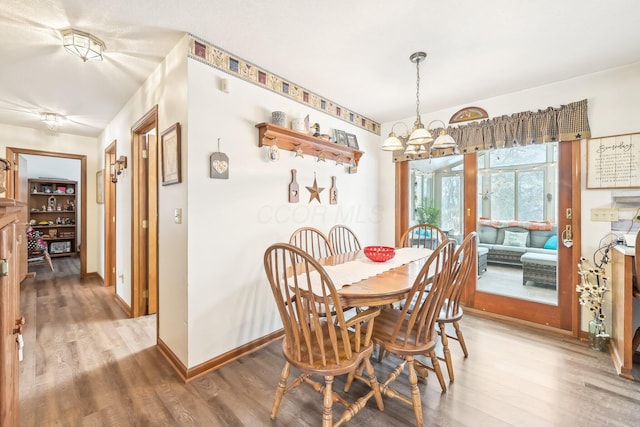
[161,122,182,185]
[334,129,347,146]
[346,133,359,150]
[586,132,640,189]
[96,169,104,204]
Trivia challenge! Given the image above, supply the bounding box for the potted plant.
[415,198,440,226]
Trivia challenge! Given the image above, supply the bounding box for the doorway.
[398,141,581,333]
[6,147,87,278]
[130,106,159,317]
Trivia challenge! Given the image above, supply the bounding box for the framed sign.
[161,122,181,185]
[587,132,640,189]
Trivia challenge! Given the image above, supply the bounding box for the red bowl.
[364,246,396,262]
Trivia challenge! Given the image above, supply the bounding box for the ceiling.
[1,0,639,138]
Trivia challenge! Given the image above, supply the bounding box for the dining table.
[314,247,435,307]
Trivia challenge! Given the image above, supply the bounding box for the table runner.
[323,247,432,290]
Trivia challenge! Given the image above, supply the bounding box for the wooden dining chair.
[289,226,335,260]
[263,243,384,426]
[328,224,362,255]
[368,239,455,427]
[435,231,477,382]
[400,223,446,249]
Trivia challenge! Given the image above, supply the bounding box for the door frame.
[6,147,87,279]
[130,106,159,318]
[104,142,117,287]
[395,141,581,335]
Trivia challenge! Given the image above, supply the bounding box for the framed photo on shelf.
[333,129,347,146]
[346,133,359,150]
[161,122,182,185]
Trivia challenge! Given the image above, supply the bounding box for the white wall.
[97,35,189,362]
[378,61,640,332]
[0,123,99,272]
[185,59,381,367]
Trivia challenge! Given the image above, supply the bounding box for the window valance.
[393,99,590,161]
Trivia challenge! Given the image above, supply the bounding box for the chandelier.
[381,52,457,154]
[61,29,105,62]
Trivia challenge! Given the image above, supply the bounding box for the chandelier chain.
[415,57,421,119]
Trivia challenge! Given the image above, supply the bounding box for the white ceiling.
[1,0,639,137]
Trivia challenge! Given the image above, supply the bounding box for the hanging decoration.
[306,172,324,204]
[329,176,338,205]
[288,169,299,203]
[210,138,229,179]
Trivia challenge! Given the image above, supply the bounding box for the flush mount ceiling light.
[381,52,457,156]
[61,29,105,62]
[41,112,62,130]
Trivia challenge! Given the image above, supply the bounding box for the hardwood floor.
[19,258,640,426]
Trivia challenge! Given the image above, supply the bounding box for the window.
[479,144,556,221]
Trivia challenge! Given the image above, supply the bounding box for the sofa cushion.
[502,230,528,247]
[530,227,557,248]
[477,226,498,244]
[543,235,558,250]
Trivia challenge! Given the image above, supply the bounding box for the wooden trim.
[130,105,158,319]
[157,337,188,382]
[113,293,132,317]
[462,153,478,306]
[5,147,87,279]
[104,142,117,287]
[394,161,409,247]
[158,330,285,383]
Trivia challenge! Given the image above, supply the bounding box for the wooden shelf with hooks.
[256,122,364,166]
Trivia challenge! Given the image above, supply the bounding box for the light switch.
[174,208,182,224]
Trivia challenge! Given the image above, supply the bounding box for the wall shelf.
[256,122,363,166]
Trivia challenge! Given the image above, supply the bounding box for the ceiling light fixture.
[61,29,105,62]
[41,112,61,130]
[381,52,457,155]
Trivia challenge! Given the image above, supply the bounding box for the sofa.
[477,218,557,266]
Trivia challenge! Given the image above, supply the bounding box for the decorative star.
[335,156,344,165]
[317,152,326,162]
[306,174,324,203]
[295,147,304,158]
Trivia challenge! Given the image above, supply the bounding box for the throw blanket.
[478,217,553,231]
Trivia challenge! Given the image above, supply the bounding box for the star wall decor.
[335,156,344,165]
[295,146,304,158]
[306,173,324,203]
[317,152,326,162]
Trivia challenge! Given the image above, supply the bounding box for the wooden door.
[0,210,20,426]
[464,142,579,331]
[131,106,158,317]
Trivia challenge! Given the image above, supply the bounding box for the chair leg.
[322,376,334,427]
[453,321,469,358]
[428,350,447,392]
[362,358,385,410]
[270,362,290,419]
[439,322,454,382]
[406,357,424,427]
[45,251,54,272]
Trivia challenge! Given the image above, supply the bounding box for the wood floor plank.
[18,258,640,426]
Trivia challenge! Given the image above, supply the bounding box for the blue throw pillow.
[543,235,558,250]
